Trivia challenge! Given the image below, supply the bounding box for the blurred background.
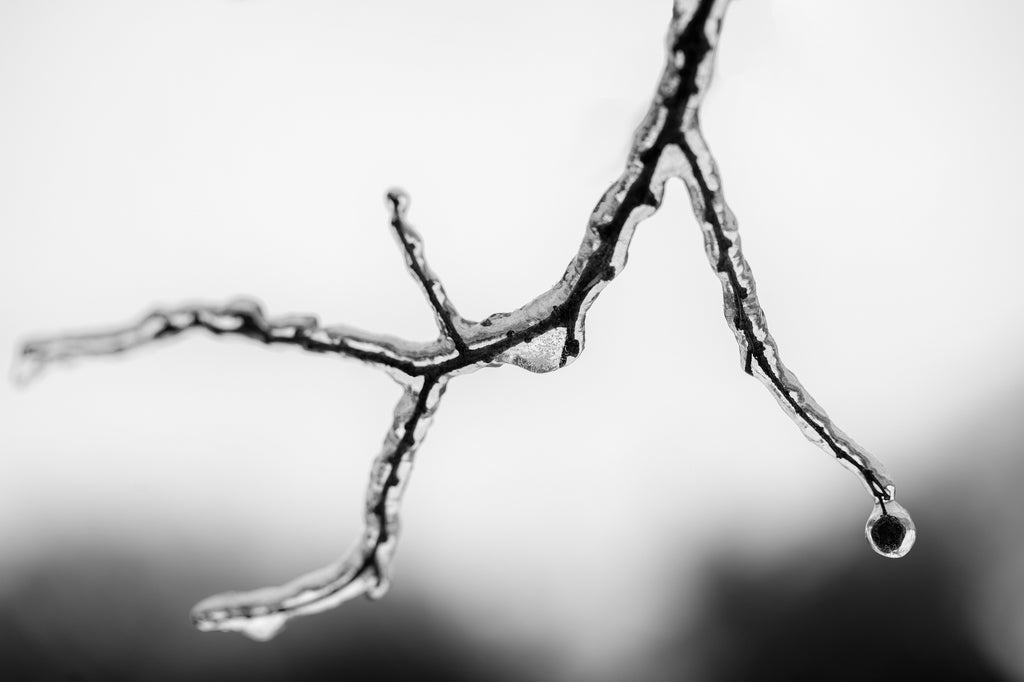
[2,0,1023,679]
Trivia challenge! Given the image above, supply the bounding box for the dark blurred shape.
[640,529,1007,681]
[0,546,541,682]
[670,541,1006,681]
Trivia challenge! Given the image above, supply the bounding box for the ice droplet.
[865,500,916,558]
[497,327,567,373]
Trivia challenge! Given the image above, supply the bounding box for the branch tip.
[385,188,410,222]
[11,345,45,388]
[382,189,467,351]
[14,0,915,640]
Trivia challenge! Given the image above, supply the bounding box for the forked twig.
[15,0,916,639]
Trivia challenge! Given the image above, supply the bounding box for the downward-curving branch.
[190,376,447,640]
[14,0,915,639]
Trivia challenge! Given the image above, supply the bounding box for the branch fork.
[15,0,915,639]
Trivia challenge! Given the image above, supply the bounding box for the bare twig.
[15,0,916,638]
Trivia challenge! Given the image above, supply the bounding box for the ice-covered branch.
[14,297,434,384]
[14,0,916,638]
[663,0,913,554]
[386,190,469,353]
[191,376,446,640]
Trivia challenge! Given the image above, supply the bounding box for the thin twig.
[190,376,446,640]
[386,190,469,353]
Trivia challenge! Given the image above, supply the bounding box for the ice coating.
[191,377,446,639]
[497,327,568,373]
[14,0,914,637]
[866,500,916,559]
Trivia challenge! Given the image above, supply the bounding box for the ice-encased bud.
[865,500,915,558]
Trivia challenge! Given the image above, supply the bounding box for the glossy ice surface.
[866,500,917,559]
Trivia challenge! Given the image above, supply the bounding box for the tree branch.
[13,297,445,385]
[665,0,896,503]
[386,189,469,353]
[191,376,446,640]
[14,0,917,638]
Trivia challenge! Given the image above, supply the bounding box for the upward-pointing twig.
[14,0,916,639]
[385,190,469,354]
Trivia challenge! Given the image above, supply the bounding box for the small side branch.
[190,376,447,640]
[664,0,895,502]
[386,190,469,354]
